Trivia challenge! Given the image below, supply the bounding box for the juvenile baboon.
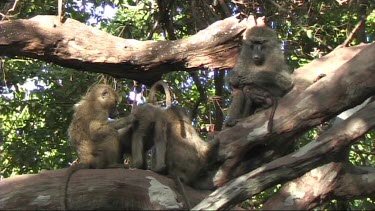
[63,84,133,210]
[225,26,293,128]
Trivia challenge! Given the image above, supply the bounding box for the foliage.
[1,0,374,209]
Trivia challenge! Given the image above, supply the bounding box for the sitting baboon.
[125,80,172,171]
[224,26,294,128]
[164,106,218,186]
[126,81,218,187]
[68,84,134,168]
[63,84,133,210]
[131,103,218,185]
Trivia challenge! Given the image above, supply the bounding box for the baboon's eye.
[102,90,109,97]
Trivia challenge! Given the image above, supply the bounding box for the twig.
[342,15,367,47]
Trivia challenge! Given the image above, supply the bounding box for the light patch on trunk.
[147,176,183,209]
[30,195,51,206]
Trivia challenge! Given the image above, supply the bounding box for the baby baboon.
[63,84,133,210]
[242,84,277,132]
[225,26,293,128]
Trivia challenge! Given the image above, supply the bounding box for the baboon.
[225,26,293,129]
[127,81,218,186]
[63,84,133,210]
[132,104,218,182]
[243,84,277,131]
[165,106,218,186]
[126,80,172,171]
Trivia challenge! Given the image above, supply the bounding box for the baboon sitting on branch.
[63,84,133,210]
[225,26,294,130]
[125,81,218,188]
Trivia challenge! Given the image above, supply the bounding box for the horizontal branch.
[0,168,210,210]
[194,100,375,210]
[0,15,246,85]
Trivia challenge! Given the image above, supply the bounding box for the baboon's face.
[95,85,120,119]
[249,40,265,65]
[244,26,278,66]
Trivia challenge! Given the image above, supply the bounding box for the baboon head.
[243,26,279,66]
[86,84,120,119]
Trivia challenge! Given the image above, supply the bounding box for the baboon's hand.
[228,71,241,88]
[109,115,135,129]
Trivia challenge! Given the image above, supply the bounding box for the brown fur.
[63,84,133,210]
[224,26,293,128]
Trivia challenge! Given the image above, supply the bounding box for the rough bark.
[0,168,210,210]
[263,162,375,210]
[1,14,375,210]
[0,15,246,85]
[213,43,375,186]
[193,100,375,210]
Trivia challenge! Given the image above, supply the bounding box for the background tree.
[0,0,374,210]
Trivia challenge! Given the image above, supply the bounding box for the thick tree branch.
[194,100,375,210]
[0,15,246,85]
[0,168,210,210]
[213,43,375,186]
[263,162,375,210]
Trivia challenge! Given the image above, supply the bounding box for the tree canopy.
[0,0,375,210]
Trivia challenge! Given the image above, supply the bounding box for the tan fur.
[63,84,136,210]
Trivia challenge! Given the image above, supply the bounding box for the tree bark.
[193,100,375,210]
[1,14,375,210]
[263,162,375,210]
[0,168,210,210]
[212,43,375,186]
[0,15,246,85]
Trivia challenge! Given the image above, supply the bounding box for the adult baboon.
[63,84,133,210]
[164,106,218,186]
[128,81,218,187]
[225,26,293,128]
[127,80,172,171]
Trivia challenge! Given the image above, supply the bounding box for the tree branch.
[194,99,375,210]
[0,15,246,85]
[263,162,375,210]
[213,43,375,186]
[0,168,210,210]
